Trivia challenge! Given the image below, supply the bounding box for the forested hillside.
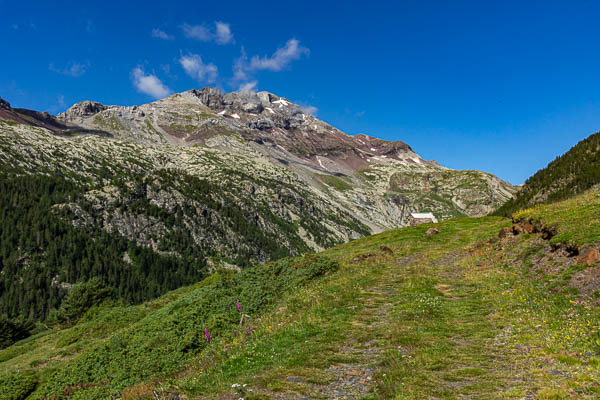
[494,130,600,216]
[0,172,206,334]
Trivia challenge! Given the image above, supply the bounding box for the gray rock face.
[248,118,274,131]
[0,98,10,110]
[12,87,517,236]
[59,101,108,121]
[189,87,223,108]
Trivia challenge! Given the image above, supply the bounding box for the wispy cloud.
[151,28,173,40]
[295,101,318,116]
[248,39,309,72]
[238,80,258,92]
[179,54,218,84]
[47,94,67,114]
[49,61,89,77]
[181,21,234,44]
[131,67,171,99]
[233,47,250,82]
[181,23,211,41]
[214,22,234,44]
[232,39,309,90]
[300,104,318,115]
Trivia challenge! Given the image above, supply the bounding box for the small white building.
[409,212,438,225]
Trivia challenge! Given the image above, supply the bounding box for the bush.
[0,316,34,349]
[52,278,113,326]
[0,373,37,400]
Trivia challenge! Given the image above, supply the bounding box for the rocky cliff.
[1,88,517,257]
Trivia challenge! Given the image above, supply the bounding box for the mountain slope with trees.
[494,130,600,216]
[0,89,515,346]
[2,187,600,399]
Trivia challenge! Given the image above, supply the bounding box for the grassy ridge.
[3,189,600,398]
[512,188,600,249]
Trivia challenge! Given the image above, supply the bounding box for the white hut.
[408,212,438,226]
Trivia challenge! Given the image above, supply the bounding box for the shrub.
[0,316,34,349]
[0,373,37,400]
[52,278,113,326]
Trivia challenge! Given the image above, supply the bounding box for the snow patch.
[231,113,240,119]
[273,99,289,107]
[265,107,275,114]
[217,110,226,116]
[316,156,325,168]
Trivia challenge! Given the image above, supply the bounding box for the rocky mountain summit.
[55,88,515,224]
[0,97,10,110]
[0,88,516,323]
[1,88,516,258]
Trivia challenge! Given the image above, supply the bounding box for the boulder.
[425,227,439,236]
[242,102,263,114]
[379,245,393,255]
[498,227,513,239]
[578,248,600,266]
[248,118,274,131]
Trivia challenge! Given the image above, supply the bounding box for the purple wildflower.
[233,329,237,336]
[236,299,242,313]
[246,325,252,335]
[204,328,211,343]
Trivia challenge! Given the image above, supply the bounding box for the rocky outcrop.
[0,97,10,110]
[59,101,108,122]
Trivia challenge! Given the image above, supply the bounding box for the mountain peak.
[59,100,108,122]
[0,97,11,110]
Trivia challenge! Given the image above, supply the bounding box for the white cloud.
[131,67,171,99]
[215,22,234,44]
[181,23,211,41]
[179,54,218,84]
[49,61,89,77]
[295,102,317,115]
[300,104,318,115]
[151,28,173,40]
[181,21,234,44]
[238,80,258,92]
[47,94,67,114]
[248,39,309,72]
[231,39,309,90]
[233,47,250,82]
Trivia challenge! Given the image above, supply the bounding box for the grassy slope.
[513,188,600,249]
[3,189,600,399]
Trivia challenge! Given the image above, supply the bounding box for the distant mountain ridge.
[494,130,600,217]
[0,89,516,323]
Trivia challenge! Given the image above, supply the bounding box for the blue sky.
[2,1,600,184]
